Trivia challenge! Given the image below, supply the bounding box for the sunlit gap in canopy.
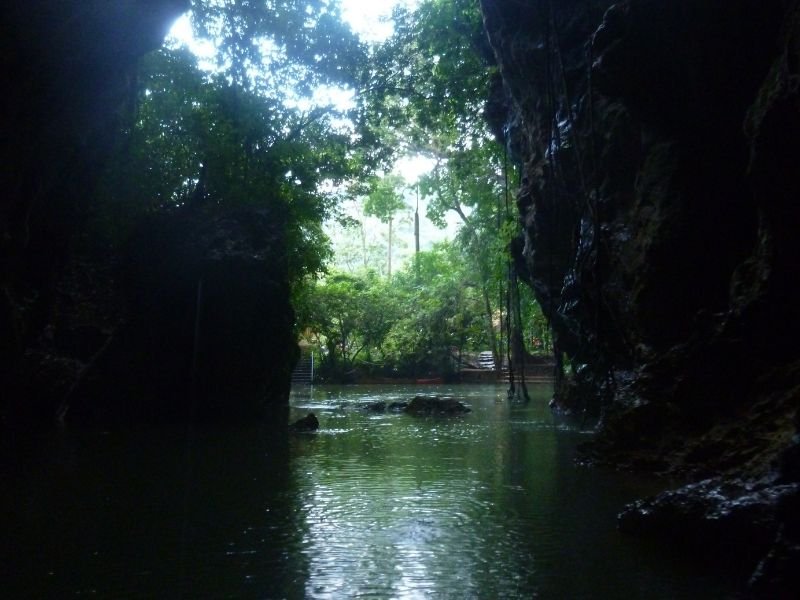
[166,1,428,178]
[166,13,355,121]
[165,1,455,268]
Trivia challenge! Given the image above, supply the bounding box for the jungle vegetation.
[94,0,552,382]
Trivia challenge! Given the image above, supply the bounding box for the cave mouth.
[3,0,555,422]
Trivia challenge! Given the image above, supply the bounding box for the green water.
[2,383,737,598]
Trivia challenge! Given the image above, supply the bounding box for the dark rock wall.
[1,1,188,418]
[1,2,298,424]
[481,0,800,591]
[59,207,298,423]
[1,1,188,392]
[481,0,798,471]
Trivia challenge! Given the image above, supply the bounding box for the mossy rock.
[404,395,470,416]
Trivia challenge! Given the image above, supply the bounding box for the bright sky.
[340,0,397,42]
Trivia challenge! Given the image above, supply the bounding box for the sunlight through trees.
[95,0,551,381]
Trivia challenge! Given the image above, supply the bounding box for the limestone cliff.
[481,0,800,593]
[0,1,185,419]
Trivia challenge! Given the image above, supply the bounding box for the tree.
[381,242,488,377]
[362,174,408,278]
[358,0,494,157]
[94,43,377,281]
[293,240,493,381]
[97,0,550,383]
[296,271,399,378]
[189,0,365,92]
[358,0,551,387]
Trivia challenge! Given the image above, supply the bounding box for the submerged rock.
[404,395,471,416]
[290,412,319,432]
[618,478,799,572]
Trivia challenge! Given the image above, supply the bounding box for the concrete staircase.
[291,353,314,385]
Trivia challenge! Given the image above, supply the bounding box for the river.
[2,383,736,598]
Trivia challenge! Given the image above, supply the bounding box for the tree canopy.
[92,0,551,381]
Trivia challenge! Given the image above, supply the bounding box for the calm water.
[2,384,737,598]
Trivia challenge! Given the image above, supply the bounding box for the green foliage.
[297,242,494,380]
[359,0,553,369]
[94,44,371,279]
[295,270,400,376]
[188,0,389,175]
[190,0,365,92]
[383,243,488,375]
[363,174,407,224]
[88,0,553,376]
[285,0,527,378]
[360,0,493,155]
[91,0,393,288]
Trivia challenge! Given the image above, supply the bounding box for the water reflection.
[1,384,737,598]
[1,419,306,598]
[288,384,734,599]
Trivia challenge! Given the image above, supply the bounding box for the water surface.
[2,383,736,598]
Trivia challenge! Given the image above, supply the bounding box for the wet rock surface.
[291,412,320,432]
[1,0,189,424]
[480,0,800,593]
[405,395,471,416]
[618,479,799,568]
[364,401,388,412]
[355,397,469,416]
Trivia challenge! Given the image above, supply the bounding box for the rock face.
[0,1,187,418]
[81,207,296,422]
[10,206,298,423]
[618,478,799,570]
[405,396,471,415]
[480,0,800,592]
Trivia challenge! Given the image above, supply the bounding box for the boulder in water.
[404,395,470,416]
[290,412,319,431]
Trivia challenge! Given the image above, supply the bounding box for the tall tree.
[360,0,549,382]
[362,174,408,278]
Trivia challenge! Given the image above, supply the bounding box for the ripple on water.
[0,384,736,598]
[293,455,539,598]
[282,384,738,599]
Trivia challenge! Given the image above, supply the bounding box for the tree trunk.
[361,223,367,269]
[510,266,530,402]
[387,218,393,278]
